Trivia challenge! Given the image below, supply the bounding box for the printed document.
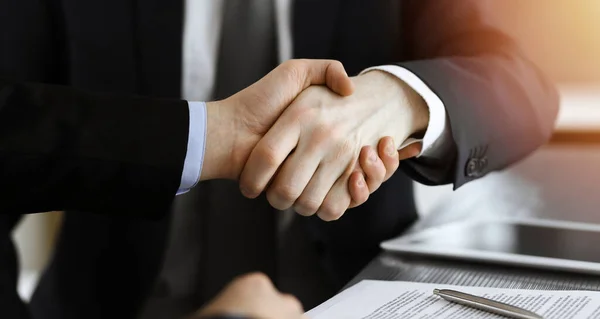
[307,280,600,319]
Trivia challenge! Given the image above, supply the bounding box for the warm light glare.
[494,0,600,82]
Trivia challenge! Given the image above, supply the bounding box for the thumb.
[303,59,354,96]
[259,60,353,104]
[242,59,354,118]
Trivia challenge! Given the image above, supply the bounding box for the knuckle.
[318,203,346,221]
[294,197,322,216]
[294,106,318,124]
[324,125,344,140]
[276,185,301,202]
[255,144,281,170]
[240,179,261,198]
[327,60,344,77]
[268,184,301,208]
[317,124,337,138]
[334,60,344,70]
[307,124,337,150]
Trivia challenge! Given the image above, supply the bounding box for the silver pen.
[433,288,544,319]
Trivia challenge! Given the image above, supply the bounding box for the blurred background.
[12,0,600,300]
[496,0,600,83]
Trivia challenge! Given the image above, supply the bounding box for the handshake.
[200,59,428,220]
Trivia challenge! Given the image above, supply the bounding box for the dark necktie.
[214,0,279,98]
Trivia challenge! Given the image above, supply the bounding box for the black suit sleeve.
[0,79,190,218]
[398,0,559,187]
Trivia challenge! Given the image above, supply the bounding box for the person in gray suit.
[0,0,559,318]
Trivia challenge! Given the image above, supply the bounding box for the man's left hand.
[240,70,429,221]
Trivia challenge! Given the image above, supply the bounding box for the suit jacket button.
[480,157,488,170]
[465,158,485,178]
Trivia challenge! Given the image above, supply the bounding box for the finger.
[348,144,387,209]
[317,60,355,96]
[239,60,352,198]
[359,145,386,193]
[293,158,351,216]
[239,120,301,198]
[348,171,369,209]
[265,146,321,211]
[257,60,353,109]
[397,142,422,161]
[377,137,400,181]
[316,173,353,221]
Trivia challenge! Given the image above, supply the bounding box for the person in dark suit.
[0,59,391,216]
[0,60,399,318]
[0,1,559,319]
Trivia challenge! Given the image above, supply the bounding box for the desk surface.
[349,253,600,291]
[349,144,600,290]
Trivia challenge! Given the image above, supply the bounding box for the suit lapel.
[292,0,341,59]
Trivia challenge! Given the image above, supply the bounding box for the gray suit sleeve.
[398,0,559,188]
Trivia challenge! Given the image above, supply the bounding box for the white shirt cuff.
[361,65,452,158]
[177,101,207,195]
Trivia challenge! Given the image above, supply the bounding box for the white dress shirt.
[176,0,451,194]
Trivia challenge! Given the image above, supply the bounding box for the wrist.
[201,98,259,181]
[363,70,430,139]
[398,76,430,139]
[201,100,238,181]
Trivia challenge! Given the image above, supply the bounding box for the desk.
[348,144,600,290]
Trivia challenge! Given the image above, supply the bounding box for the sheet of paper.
[307,280,600,319]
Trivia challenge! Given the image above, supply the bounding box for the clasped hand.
[201,59,426,221]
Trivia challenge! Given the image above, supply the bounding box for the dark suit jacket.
[0,78,194,319]
[0,79,189,217]
[0,80,253,319]
[0,1,559,319]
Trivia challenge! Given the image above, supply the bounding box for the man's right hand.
[199,59,354,182]
[192,272,305,319]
